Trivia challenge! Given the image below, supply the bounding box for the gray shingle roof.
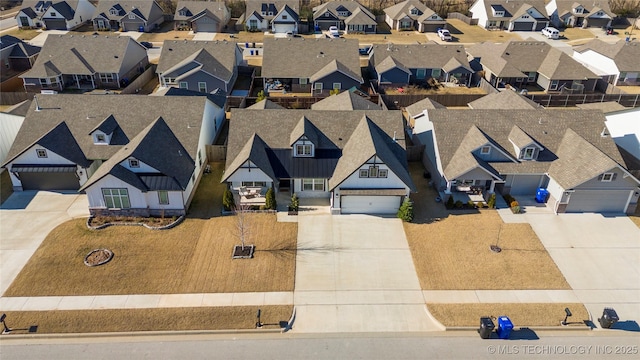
[247,99,285,109]
[174,1,229,22]
[20,0,80,20]
[3,94,211,169]
[156,40,240,83]
[405,97,446,119]
[384,0,436,21]
[1,35,41,58]
[313,1,375,22]
[223,109,410,187]
[428,109,628,188]
[467,40,597,80]
[311,91,379,110]
[262,37,362,81]
[576,101,626,113]
[80,117,195,191]
[553,0,614,18]
[371,43,471,74]
[93,0,157,21]
[468,90,541,109]
[344,7,376,25]
[574,39,640,72]
[21,35,145,78]
[475,0,548,21]
[244,0,299,21]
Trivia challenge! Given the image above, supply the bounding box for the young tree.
[265,187,277,210]
[397,198,414,222]
[235,204,252,250]
[223,189,235,211]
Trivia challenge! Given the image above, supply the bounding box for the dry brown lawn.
[445,19,522,44]
[343,30,430,45]
[428,303,589,327]
[2,306,292,334]
[562,27,596,43]
[405,163,569,290]
[1,28,40,40]
[630,204,640,228]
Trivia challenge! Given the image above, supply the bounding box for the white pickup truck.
[437,28,452,41]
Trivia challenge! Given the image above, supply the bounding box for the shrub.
[265,187,276,210]
[397,198,414,222]
[467,200,475,208]
[329,88,340,96]
[288,193,299,212]
[454,200,463,209]
[256,90,266,102]
[446,195,454,209]
[487,193,496,208]
[511,205,521,214]
[476,201,484,208]
[510,200,519,208]
[222,189,235,211]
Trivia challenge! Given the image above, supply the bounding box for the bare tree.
[235,204,252,251]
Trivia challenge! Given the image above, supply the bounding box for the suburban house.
[369,43,473,88]
[1,94,225,216]
[0,35,40,78]
[384,0,445,33]
[0,105,27,172]
[469,0,549,31]
[312,0,377,34]
[467,90,541,109]
[311,90,379,110]
[174,1,230,33]
[20,34,149,91]
[15,0,95,30]
[466,40,599,92]
[92,0,164,32]
[405,98,446,124]
[545,0,614,28]
[156,40,243,93]
[573,39,640,87]
[240,0,300,34]
[261,37,363,96]
[605,107,640,179]
[412,109,640,214]
[222,109,415,214]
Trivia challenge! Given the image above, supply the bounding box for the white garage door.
[565,190,631,213]
[341,196,401,214]
[273,23,294,34]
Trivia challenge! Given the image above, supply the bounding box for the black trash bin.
[598,308,619,328]
[479,317,495,339]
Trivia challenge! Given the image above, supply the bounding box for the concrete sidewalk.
[0,292,293,311]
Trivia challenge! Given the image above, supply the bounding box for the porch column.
[90,75,95,89]
[116,73,120,89]
[74,74,80,88]
[58,76,63,91]
[445,181,452,194]
[488,181,496,194]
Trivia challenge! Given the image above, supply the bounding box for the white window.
[129,13,136,19]
[410,8,419,15]
[50,12,56,17]
[96,134,106,143]
[488,20,497,27]
[128,159,139,168]
[100,73,114,82]
[601,173,614,182]
[198,82,207,93]
[39,78,47,86]
[295,144,312,156]
[179,10,186,16]
[110,9,118,16]
[303,178,324,191]
[36,149,47,158]
[368,166,379,178]
[165,77,176,84]
[550,80,559,90]
[528,72,536,82]
[378,169,388,178]
[332,82,341,90]
[249,19,258,28]
[299,78,308,85]
[282,15,287,20]
[102,188,131,209]
[314,83,323,92]
[179,82,188,89]
[431,69,441,78]
[522,147,535,160]
[480,146,491,155]
[158,191,169,205]
[241,181,267,187]
[359,169,369,178]
[416,69,426,79]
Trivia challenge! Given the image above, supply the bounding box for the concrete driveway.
[27,30,68,47]
[524,213,640,329]
[292,213,443,333]
[0,191,88,295]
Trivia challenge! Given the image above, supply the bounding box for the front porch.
[233,186,268,207]
[441,186,489,206]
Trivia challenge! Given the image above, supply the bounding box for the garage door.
[19,172,79,190]
[421,24,441,33]
[273,23,294,34]
[534,22,547,31]
[511,22,534,31]
[588,18,610,28]
[509,175,546,195]
[316,21,337,31]
[341,195,401,214]
[565,190,630,213]
[44,19,67,30]
[195,18,218,32]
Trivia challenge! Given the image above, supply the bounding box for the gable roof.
[274,4,299,22]
[371,43,472,74]
[384,0,438,22]
[156,40,240,83]
[467,40,598,80]
[574,39,640,72]
[244,0,299,21]
[474,0,548,20]
[468,90,541,109]
[0,35,41,58]
[93,0,159,21]
[428,109,629,186]
[405,97,446,119]
[20,0,81,20]
[311,91,379,110]
[329,116,415,190]
[344,6,377,25]
[262,38,362,82]
[223,109,408,184]
[80,117,195,191]
[552,0,614,18]
[156,87,227,108]
[174,1,229,22]
[21,35,145,78]
[10,120,90,167]
[3,95,210,169]
[247,99,285,109]
[313,0,375,21]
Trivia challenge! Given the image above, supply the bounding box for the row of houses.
[9,33,639,96]
[14,0,619,33]
[2,90,639,217]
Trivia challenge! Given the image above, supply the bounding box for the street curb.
[0,328,283,340]
[445,325,592,332]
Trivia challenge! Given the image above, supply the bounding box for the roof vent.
[601,127,610,137]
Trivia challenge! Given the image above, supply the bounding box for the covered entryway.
[12,165,79,191]
[509,174,547,195]
[341,195,401,214]
[44,19,67,30]
[511,21,534,31]
[565,190,631,213]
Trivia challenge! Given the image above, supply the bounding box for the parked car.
[437,28,452,41]
[139,41,153,49]
[329,26,340,38]
[541,27,560,39]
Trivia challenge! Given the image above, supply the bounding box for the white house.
[573,40,640,87]
[16,0,96,30]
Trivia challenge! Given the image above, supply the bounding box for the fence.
[447,12,478,25]
[0,92,35,105]
[0,76,25,93]
[121,65,157,94]
[406,145,424,162]
[526,93,640,108]
[206,145,227,162]
[381,93,485,109]
[476,77,499,94]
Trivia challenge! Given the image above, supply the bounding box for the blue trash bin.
[497,316,514,339]
[535,188,549,203]
[138,26,144,32]
[250,50,254,56]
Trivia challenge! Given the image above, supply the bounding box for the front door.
[20,16,29,27]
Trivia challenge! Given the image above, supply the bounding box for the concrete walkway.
[292,206,444,333]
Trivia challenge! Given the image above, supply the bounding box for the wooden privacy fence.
[406,145,424,162]
[121,65,157,94]
[382,93,485,108]
[0,92,35,105]
[526,93,640,108]
[206,145,227,162]
[447,12,478,25]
